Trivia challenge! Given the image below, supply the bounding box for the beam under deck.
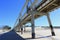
[16,0,60,28]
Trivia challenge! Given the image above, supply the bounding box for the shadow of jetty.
[0,30,25,40]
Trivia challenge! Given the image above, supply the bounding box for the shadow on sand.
[0,30,25,40]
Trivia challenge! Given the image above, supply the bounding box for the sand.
[0,27,60,40]
[17,27,60,40]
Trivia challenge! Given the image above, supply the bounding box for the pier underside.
[14,0,60,38]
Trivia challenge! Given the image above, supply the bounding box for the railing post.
[46,13,55,36]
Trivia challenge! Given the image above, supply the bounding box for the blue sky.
[0,0,60,28]
[35,8,60,26]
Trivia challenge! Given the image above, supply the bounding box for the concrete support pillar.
[31,12,35,38]
[17,27,20,32]
[24,26,26,32]
[16,19,21,32]
[22,25,26,32]
[46,13,55,36]
[21,26,23,34]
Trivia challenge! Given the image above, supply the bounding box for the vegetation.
[3,25,11,30]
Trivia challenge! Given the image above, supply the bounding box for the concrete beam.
[52,3,59,6]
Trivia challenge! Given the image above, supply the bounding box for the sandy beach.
[0,29,9,34]
[17,27,60,40]
[0,27,60,40]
